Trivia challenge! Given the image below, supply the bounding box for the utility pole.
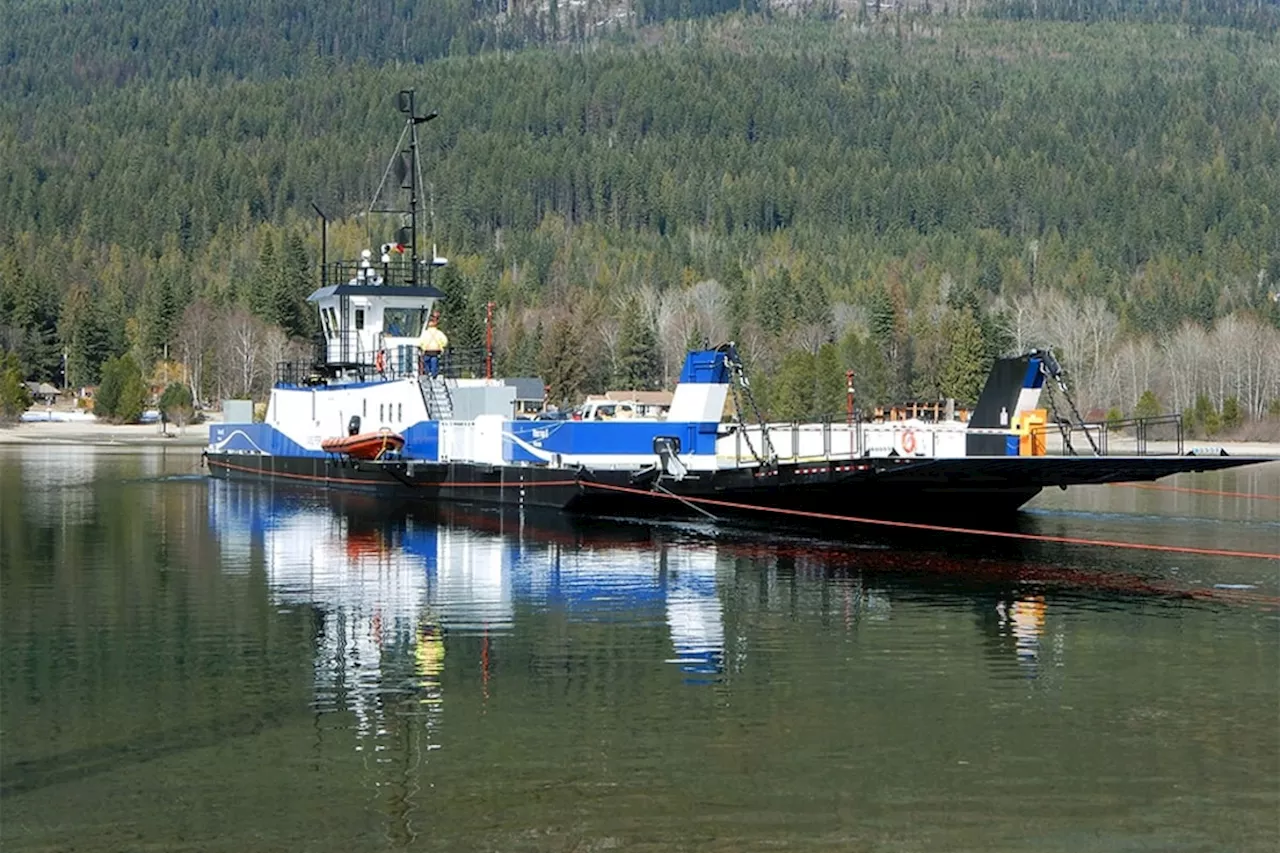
[485,302,495,380]
[846,370,855,424]
[846,369,856,457]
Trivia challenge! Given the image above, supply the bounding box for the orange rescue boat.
[321,430,405,460]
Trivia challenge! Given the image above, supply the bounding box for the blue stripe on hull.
[209,423,324,457]
[504,420,716,463]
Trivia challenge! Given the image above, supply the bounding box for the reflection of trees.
[1,452,310,788]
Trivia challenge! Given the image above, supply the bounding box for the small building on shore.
[23,382,60,405]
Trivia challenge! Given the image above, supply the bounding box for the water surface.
[2,446,1277,851]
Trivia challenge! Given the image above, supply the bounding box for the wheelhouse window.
[383,308,427,338]
[355,309,365,331]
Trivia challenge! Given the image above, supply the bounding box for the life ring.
[901,429,917,454]
[375,349,387,374]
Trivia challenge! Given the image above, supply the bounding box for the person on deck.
[418,315,449,379]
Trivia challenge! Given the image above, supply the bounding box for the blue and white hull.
[206,349,1269,524]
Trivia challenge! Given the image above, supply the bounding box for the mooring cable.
[1110,482,1280,502]
[579,481,1280,561]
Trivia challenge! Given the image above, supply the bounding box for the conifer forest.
[1,0,1278,428]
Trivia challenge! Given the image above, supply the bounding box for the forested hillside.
[2,1,1279,429]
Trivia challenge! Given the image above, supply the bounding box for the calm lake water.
[2,446,1277,852]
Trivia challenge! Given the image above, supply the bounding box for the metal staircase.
[420,375,454,420]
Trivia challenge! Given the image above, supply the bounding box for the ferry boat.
[205,91,1273,524]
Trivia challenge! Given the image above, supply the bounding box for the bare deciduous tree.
[657,288,697,386]
[173,299,215,408]
[685,279,730,346]
[216,307,268,399]
[1161,322,1210,415]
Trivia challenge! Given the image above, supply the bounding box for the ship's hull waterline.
[205,451,1268,524]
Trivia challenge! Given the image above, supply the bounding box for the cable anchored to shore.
[1111,482,1280,501]
[579,481,1280,562]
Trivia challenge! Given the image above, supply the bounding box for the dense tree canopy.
[1,3,1278,422]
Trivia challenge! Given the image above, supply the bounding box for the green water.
[2,446,1277,851]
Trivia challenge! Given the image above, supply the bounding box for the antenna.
[368,91,438,286]
[311,202,329,286]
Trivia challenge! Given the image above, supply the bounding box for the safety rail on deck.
[719,412,1189,468]
[275,345,492,386]
[1031,413,1184,457]
[724,420,865,467]
[322,259,425,288]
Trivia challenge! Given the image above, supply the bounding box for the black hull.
[205,453,600,511]
[205,452,1274,525]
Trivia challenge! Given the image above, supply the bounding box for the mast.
[398,89,437,286]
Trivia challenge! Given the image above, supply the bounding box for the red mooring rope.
[579,480,1280,562]
[1111,482,1280,501]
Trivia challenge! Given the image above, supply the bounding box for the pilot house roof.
[307,283,445,302]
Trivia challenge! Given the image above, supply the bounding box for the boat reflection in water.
[205,480,728,728]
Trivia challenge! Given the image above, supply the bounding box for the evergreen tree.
[755,269,794,335]
[435,266,481,353]
[1190,393,1220,437]
[939,308,988,404]
[159,381,195,426]
[58,283,110,388]
[277,231,315,340]
[613,300,660,390]
[0,351,32,422]
[770,349,816,421]
[1,251,61,381]
[838,329,890,411]
[869,287,897,350]
[795,275,831,328]
[539,316,589,407]
[97,354,150,421]
[1134,389,1161,419]
[813,342,845,419]
[139,268,179,367]
[249,235,280,325]
[1221,395,1242,430]
[95,356,124,419]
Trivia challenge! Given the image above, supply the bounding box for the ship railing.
[717,412,1187,467]
[275,343,493,386]
[437,346,490,379]
[1035,413,1184,457]
[724,419,866,467]
[322,259,423,288]
[275,361,329,387]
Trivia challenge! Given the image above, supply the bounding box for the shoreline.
[0,420,212,448]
